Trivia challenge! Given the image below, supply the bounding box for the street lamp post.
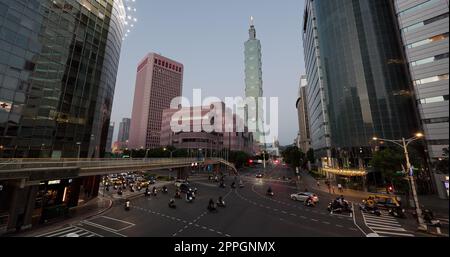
[163,147,175,159]
[372,133,427,231]
[76,142,81,159]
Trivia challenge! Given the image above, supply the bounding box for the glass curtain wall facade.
[296,75,311,153]
[0,0,125,158]
[394,0,449,161]
[304,0,419,168]
[302,0,332,163]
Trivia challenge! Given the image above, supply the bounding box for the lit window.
[407,32,449,49]
[420,95,449,104]
[411,53,449,67]
[414,74,449,85]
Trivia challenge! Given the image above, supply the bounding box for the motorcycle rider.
[423,208,435,223]
[169,199,176,208]
[174,189,181,199]
[267,187,274,196]
[208,198,217,211]
[124,199,130,210]
[152,186,157,196]
[217,196,225,207]
[162,185,168,193]
[305,195,315,207]
[186,191,194,202]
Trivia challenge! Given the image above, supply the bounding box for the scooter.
[207,204,218,213]
[169,200,177,209]
[327,200,352,214]
[217,200,226,208]
[389,207,406,218]
[304,198,316,207]
[186,195,194,203]
[162,187,168,194]
[359,203,381,216]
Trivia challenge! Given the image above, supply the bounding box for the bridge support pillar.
[21,185,38,230]
[176,167,190,180]
[5,181,36,233]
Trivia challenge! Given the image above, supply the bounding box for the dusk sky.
[112,0,306,145]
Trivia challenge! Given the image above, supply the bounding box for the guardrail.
[0,158,206,171]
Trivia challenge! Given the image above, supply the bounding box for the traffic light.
[387,185,394,193]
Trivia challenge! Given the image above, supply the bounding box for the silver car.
[290,192,319,203]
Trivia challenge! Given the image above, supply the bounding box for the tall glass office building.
[0,0,126,158]
[244,17,265,146]
[303,0,419,167]
[394,0,449,199]
[394,0,449,161]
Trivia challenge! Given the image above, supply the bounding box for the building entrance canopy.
[322,168,367,177]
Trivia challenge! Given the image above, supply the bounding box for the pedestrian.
[337,183,343,192]
[331,186,335,194]
[316,181,320,188]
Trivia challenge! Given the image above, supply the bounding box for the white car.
[290,192,319,203]
[174,180,188,188]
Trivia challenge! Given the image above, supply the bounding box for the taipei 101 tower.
[244,16,265,147]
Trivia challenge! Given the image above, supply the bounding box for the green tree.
[229,151,251,169]
[281,146,305,169]
[370,148,404,184]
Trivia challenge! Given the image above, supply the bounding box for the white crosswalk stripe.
[362,211,414,237]
[35,226,101,237]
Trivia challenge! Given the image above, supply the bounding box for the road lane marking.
[372,230,415,237]
[365,220,402,226]
[36,226,77,237]
[368,226,407,232]
[360,207,414,237]
[351,203,368,237]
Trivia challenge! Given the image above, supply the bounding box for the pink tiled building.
[129,53,183,149]
[160,103,254,155]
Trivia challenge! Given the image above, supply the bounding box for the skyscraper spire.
[249,16,256,40]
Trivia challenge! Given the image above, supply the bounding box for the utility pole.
[373,133,427,232]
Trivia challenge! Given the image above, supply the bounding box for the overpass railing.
[0,158,206,171]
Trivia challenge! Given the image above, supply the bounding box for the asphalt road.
[30,165,421,237]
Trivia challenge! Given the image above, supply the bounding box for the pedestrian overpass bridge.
[0,157,237,234]
[0,157,237,183]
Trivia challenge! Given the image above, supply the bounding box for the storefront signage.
[48,180,61,185]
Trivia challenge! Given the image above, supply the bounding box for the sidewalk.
[418,195,449,219]
[299,171,373,200]
[7,196,112,237]
[301,170,449,236]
